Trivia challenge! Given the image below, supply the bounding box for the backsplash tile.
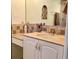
[12,24,24,34]
[11,23,65,35]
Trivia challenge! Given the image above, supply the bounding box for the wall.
[12,0,25,24]
[26,0,61,25]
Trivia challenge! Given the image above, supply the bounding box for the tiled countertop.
[12,33,24,41]
[12,32,64,46]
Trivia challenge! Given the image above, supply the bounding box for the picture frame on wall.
[42,5,48,19]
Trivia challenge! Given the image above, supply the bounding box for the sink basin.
[36,33,64,40]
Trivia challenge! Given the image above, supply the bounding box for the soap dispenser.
[24,24,27,33]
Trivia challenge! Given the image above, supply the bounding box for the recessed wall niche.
[42,5,48,19]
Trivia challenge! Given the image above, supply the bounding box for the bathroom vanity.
[12,32,64,59]
[23,32,64,59]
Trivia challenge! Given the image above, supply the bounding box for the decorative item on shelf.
[42,5,48,19]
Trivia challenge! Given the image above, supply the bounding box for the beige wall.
[26,0,61,25]
[12,0,25,24]
[12,0,61,25]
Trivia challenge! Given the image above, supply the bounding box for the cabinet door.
[39,41,64,59]
[23,37,39,59]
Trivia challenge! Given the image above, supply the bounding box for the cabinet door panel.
[23,37,38,59]
[41,45,58,59]
[40,41,64,59]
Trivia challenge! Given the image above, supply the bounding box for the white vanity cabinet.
[39,41,64,59]
[23,37,64,59]
[23,37,39,59]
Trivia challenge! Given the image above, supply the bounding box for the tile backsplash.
[11,24,24,34]
[12,24,65,35]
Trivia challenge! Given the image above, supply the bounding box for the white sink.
[36,33,64,40]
